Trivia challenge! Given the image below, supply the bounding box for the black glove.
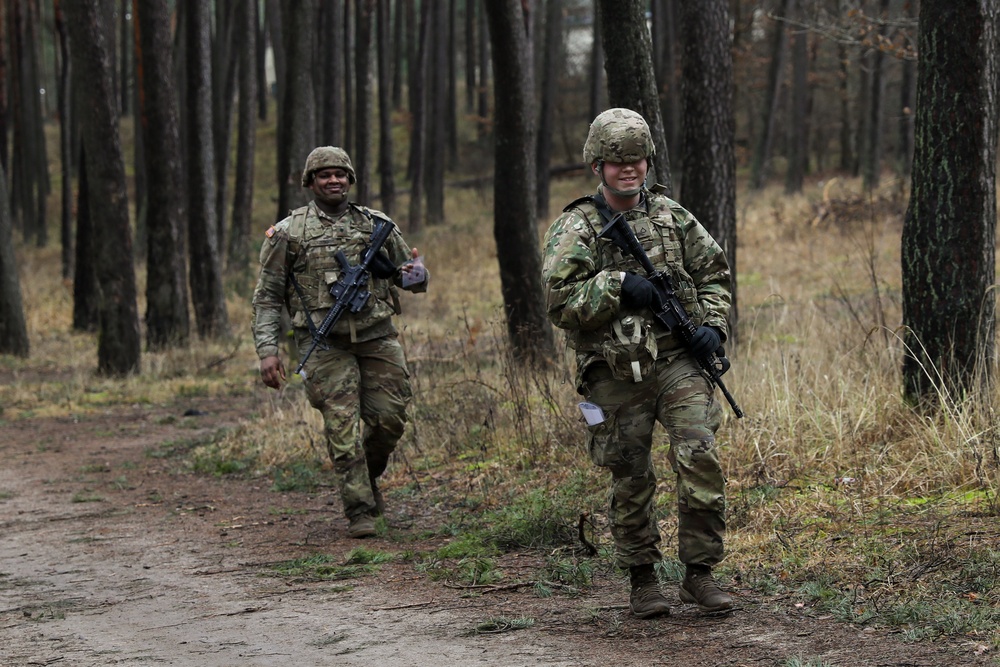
[368,251,398,279]
[620,272,655,308]
[689,325,722,358]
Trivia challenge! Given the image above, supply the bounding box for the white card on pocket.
[578,402,606,426]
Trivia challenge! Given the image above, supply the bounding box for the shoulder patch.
[264,217,292,238]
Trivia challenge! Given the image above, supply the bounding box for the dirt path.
[0,394,990,667]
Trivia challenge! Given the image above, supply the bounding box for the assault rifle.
[294,216,395,376]
[596,210,744,419]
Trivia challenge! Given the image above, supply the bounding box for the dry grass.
[3,122,998,647]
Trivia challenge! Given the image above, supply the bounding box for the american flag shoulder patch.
[265,225,277,238]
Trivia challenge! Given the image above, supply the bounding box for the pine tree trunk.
[785,0,809,194]
[424,0,448,224]
[277,0,317,217]
[0,163,29,357]
[483,0,555,363]
[136,0,191,349]
[55,1,74,281]
[185,0,230,338]
[535,0,562,218]
[355,0,375,205]
[749,0,791,190]
[72,150,99,333]
[66,0,142,375]
[901,0,998,403]
[229,0,258,273]
[377,0,396,215]
[597,0,671,191]
[680,0,738,337]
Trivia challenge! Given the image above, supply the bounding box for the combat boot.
[348,514,377,539]
[679,565,733,612]
[628,564,671,619]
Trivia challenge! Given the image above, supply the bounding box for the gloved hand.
[689,325,722,358]
[620,272,655,308]
[368,251,398,279]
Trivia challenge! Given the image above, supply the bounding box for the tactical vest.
[285,203,400,340]
[565,191,703,365]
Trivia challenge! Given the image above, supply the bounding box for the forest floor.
[1,388,993,667]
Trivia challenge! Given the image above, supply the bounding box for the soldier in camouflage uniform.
[252,147,428,539]
[541,109,734,617]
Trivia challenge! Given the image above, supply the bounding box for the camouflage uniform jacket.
[541,186,731,374]
[251,201,416,359]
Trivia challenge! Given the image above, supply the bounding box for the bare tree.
[749,0,792,190]
[212,1,240,251]
[343,1,355,155]
[901,0,998,404]
[597,0,671,191]
[255,0,269,122]
[897,0,917,177]
[119,0,130,114]
[355,0,375,205]
[185,1,230,338]
[54,0,74,280]
[0,162,28,357]
[318,0,345,145]
[136,0,191,349]
[0,6,8,174]
[836,0,854,173]
[425,0,448,223]
[536,0,563,218]
[483,0,555,362]
[377,0,396,214]
[477,0,491,137]
[277,0,318,217]
[588,0,604,120]
[464,0,477,112]
[446,0,459,163]
[9,0,49,245]
[652,0,679,159]
[228,0,259,272]
[862,0,890,191]
[72,150,98,333]
[785,0,809,194]
[407,0,432,231]
[66,0,142,375]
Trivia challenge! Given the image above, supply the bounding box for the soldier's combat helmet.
[583,108,655,164]
[301,146,356,186]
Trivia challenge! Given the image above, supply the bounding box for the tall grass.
[2,119,998,649]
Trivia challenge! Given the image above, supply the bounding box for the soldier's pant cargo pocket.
[587,410,626,469]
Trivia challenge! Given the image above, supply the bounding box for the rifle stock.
[597,212,744,419]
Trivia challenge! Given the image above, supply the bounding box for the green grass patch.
[270,462,328,492]
[267,552,388,581]
[465,616,535,635]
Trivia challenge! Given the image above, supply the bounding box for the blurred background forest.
[0,0,928,369]
[0,0,999,654]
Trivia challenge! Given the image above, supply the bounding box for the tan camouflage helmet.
[301,146,356,186]
[583,108,656,164]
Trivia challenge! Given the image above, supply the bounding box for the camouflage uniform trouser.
[581,353,725,569]
[297,331,412,520]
